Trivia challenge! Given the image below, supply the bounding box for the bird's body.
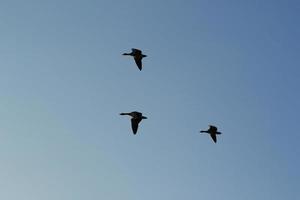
[120,111,147,134]
[123,48,147,71]
[200,125,222,143]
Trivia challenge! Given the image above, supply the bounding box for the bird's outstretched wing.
[132,48,142,54]
[131,118,142,134]
[209,125,217,132]
[210,134,217,143]
[134,58,142,70]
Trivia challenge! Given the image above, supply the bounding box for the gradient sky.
[0,0,299,199]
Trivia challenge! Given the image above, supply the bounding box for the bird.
[200,125,222,143]
[122,48,147,71]
[120,111,147,134]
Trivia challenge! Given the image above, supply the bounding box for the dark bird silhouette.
[122,48,147,71]
[200,125,222,143]
[120,111,147,134]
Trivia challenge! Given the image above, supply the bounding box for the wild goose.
[200,125,222,143]
[123,48,147,71]
[120,111,147,134]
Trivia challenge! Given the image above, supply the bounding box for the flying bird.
[120,111,147,134]
[122,48,147,71]
[200,125,222,143]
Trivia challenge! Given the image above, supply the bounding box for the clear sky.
[0,0,299,199]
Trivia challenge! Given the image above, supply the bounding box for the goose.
[122,48,147,71]
[120,111,147,134]
[200,125,222,143]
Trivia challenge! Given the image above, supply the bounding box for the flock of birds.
[120,48,222,143]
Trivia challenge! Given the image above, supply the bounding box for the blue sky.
[0,0,299,199]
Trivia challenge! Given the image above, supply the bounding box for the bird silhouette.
[120,111,147,134]
[200,125,222,143]
[123,48,147,71]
